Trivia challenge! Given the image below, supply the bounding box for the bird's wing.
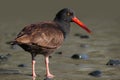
[15,22,64,49]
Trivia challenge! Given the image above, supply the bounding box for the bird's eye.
[67,12,70,16]
[67,12,73,16]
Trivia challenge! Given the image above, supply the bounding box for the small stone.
[49,56,52,59]
[71,54,80,59]
[6,53,12,57]
[89,70,102,77]
[71,54,88,60]
[18,64,27,67]
[55,51,63,55]
[74,33,90,39]
[0,55,8,62]
[80,54,89,60]
[80,35,90,39]
[74,33,81,37]
[44,77,51,80]
[106,59,120,66]
[80,44,89,48]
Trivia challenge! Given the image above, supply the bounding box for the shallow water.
[0,0,120,80]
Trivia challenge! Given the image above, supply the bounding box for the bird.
[11,8,91,80]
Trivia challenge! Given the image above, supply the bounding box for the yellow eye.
[67,12,70,16]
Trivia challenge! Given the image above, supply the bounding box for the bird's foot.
[46,73,55,79]
[32,77,36,80]
[33,73,37,77]
[32,73,37,80]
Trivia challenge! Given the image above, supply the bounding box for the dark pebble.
[71,54,88,60]
[0,54,12,63]
[18,64,27,67]
[106,59,120,66]
[89,70,102,77]
[6,53,12,57]
[80,35,90,39]
[55,51,63,55]
[74,33,81,37]
[80,44,89,48]
[74,33,90,39]
[0,55,8,62]
[71,54,80,59]
[44,77,51,80]
[49,56,52,59]
[0,69,21,74]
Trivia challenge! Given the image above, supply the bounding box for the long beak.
[72,17,91,33]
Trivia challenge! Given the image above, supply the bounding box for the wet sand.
[0,0,120,80]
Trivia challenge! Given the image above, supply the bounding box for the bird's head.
[54,8,91,33]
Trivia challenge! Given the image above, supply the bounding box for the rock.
[106,59,120,66]
[89,70,102,77]
[0,69,21,74]
[18,64,27,67]
[74,33,81,37]
[0,54,12,63]
[6,53,12,57]
[80,35,90,39]
[80,54,89,60]
[55,51,63,55]
[49,56,52,59]
[71,54,80,59]
[0,55,8,62]
[80,44,89,48]
[71,54,89,60]
[44,77,51,80]
[74,33,90,39]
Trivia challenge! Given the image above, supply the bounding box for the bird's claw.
[46,73,55,79]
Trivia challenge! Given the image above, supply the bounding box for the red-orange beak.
[72,17,91,33]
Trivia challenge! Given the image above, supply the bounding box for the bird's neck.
[54,18,70,38]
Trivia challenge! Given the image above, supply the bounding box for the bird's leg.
[31,54,36,80]
[45,56,55,78]
[32,60,36,80]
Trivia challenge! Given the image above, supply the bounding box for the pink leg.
[32,60,36,80]
[45,56,55,78]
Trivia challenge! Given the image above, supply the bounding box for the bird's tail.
[6,41,17,45]
[6,40,19,49]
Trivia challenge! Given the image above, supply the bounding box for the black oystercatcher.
[11,8,91,80]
